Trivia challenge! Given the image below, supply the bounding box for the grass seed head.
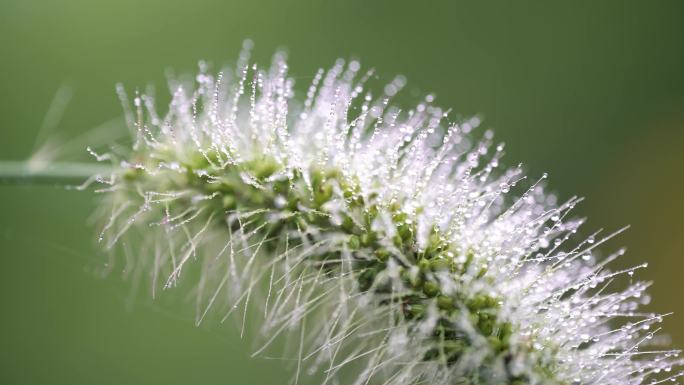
[91,42,684,385]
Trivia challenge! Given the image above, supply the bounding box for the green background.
[1,1,683,384]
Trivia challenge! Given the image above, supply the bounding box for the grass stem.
[0,161,112,185]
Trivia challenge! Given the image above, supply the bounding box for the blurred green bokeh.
[1,1,683,384]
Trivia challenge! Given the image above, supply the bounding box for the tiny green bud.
[423,280,440,297]
[348,235,361,250]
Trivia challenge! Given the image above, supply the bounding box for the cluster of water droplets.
[88,41,682,385]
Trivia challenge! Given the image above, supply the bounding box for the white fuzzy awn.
[81,42,683,385]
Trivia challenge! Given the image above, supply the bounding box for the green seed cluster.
[124,151,561,384]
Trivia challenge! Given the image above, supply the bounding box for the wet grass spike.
[90,42,683,385]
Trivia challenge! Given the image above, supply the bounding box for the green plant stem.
[0,161,113,185]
